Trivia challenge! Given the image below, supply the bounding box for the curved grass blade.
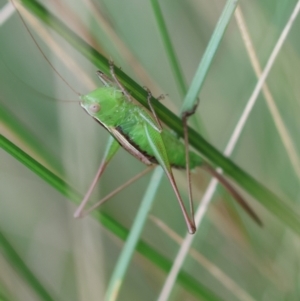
[0,230,55,301]
[0,102,62,174]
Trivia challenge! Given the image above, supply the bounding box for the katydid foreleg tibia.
[73,136,119,218]
[73,135,154,218]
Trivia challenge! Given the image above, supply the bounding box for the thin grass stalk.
[149,0,186,97]
[104,168,164,301]
[234,6,300,180]
[149,0,206,134]
[151,217,256,301]
[180,0,238,115]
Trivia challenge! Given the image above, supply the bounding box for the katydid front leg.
[144,87,163,131]
[109,59,132,101]
[74,136,119,218]
[74,134,154,218]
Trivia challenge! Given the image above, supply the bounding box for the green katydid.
[12,1,261,234]
[73,61,262,234]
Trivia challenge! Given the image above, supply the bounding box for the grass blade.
[234,6,300,180]
[104,168,163,301]
[0,230,55,301]
[180,0,238,115]
[0,102,62,174]
[149,0,186,96]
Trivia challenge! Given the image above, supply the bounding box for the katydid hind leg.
[82,166,154,217]
[182,113,195,227]
[164,167,196,234]
[74,136,120,218]
[202,163,263,226]
[181,104,200,229]
[181,106,262,227]
[144,123,196,234]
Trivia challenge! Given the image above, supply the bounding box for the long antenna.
[11,0,82,97]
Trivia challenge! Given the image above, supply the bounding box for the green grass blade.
[180,0,238,115]
[0,295,11,301]
[0,287,13,301]
[0,230,55,301]
[149,0,207,135]
[0,102,62,174]
[0,133,222,299]
[0,294,9,301]
[104,168,164,301]
[149,0,186,97]
[15,0,300,237]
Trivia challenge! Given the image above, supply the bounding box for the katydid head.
[80,86,124,119]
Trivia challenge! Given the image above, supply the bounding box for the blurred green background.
[0,0,300,300]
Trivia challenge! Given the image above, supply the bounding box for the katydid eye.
[89,103,100,113]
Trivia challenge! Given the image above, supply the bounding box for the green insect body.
[81,86,203,170]
[80,83,200,233]
[78,81,262,233]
